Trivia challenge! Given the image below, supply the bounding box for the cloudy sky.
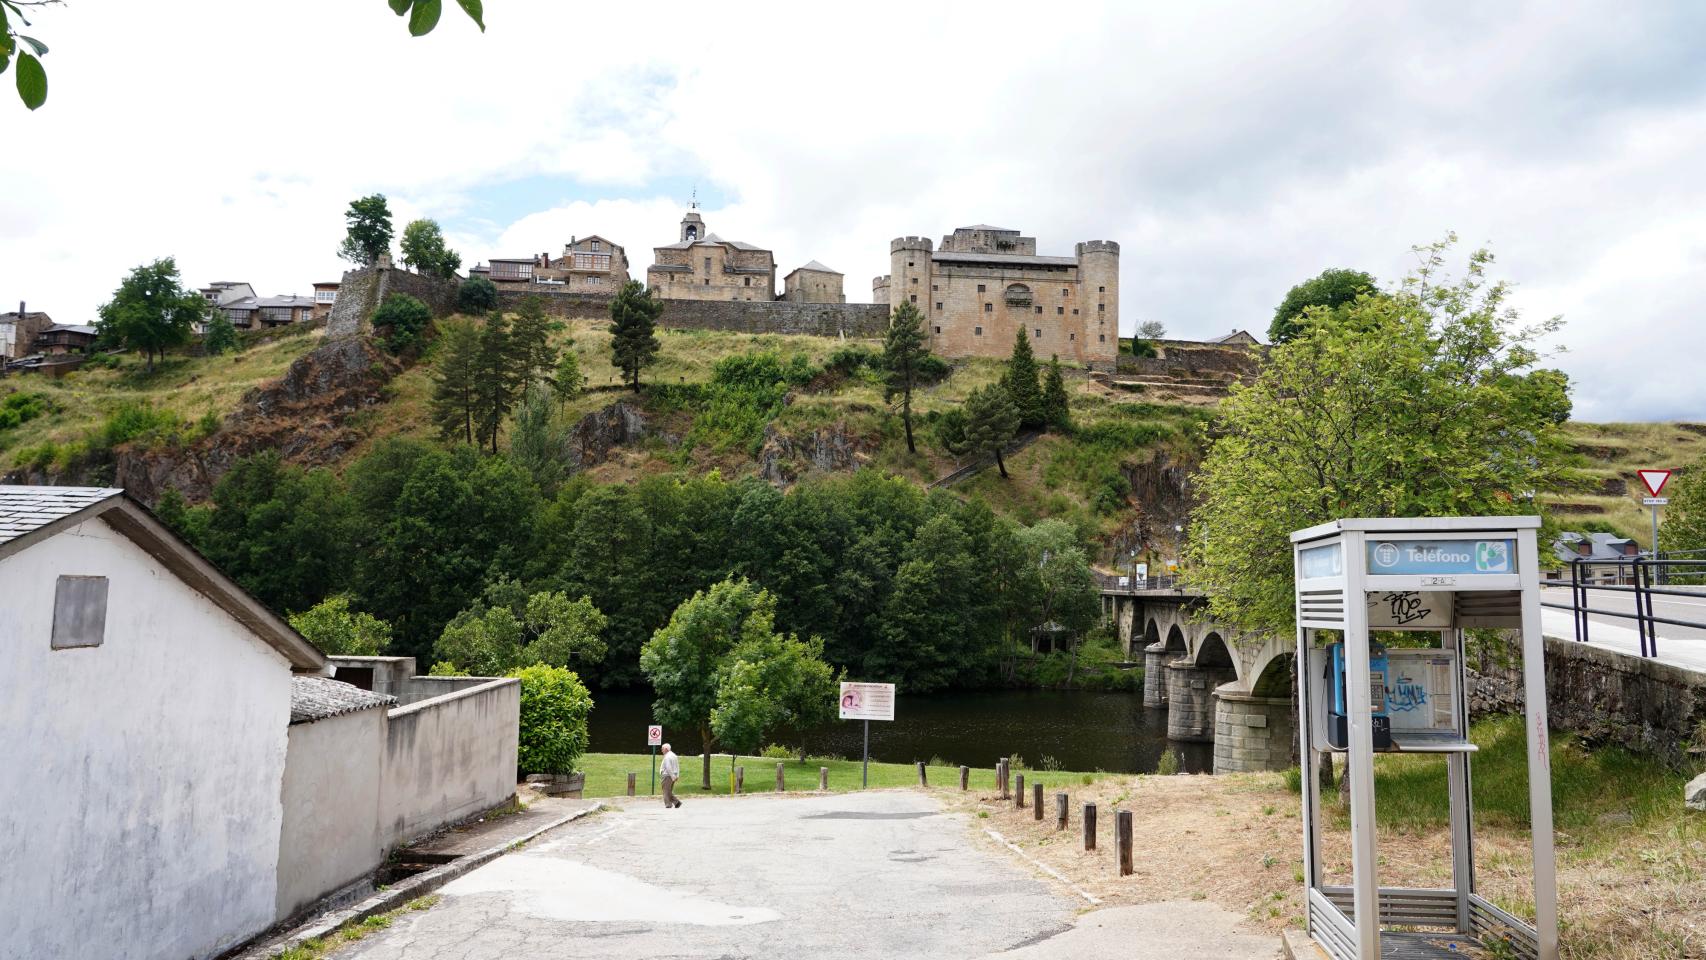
[4,1,1704,421]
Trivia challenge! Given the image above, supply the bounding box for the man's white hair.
[662,742,672,750]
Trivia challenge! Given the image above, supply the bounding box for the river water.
[586,689,1213,775]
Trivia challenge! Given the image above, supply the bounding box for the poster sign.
[1298,543,1343,579]
[1133,563,1149,583]
[1366,591,1453,629]
[1366,539,1516,576]
[839,682,896,721]
[647,725,663,746]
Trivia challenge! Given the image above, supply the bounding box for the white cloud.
[3,1,1703,420]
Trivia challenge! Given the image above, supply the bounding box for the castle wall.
[783,270,845,304]
[494,289,888,338]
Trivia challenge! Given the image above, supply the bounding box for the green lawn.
[575,751,1116,799]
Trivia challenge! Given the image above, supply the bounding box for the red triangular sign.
[1638,469,1672,497]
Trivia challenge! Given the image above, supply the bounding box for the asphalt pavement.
[1539,584,1706,672]
[334,791,1279,960]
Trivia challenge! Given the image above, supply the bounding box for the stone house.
[647,208,778,301]
[32,323,98,355]
[1206,329,1261,346]
[874,224,1120,371]
[223,293,316,328]
[0,301,55,359]
[312,281,340,322]
[782,260,845,303]
[0,486,520,959]
[534,235,631,293]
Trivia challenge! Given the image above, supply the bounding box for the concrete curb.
[982,826,1102,906]
[235,802,604,959]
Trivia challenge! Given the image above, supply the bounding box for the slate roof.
[931,251,1077,267]
[1553,532,1640,565]
[788,260,841,276]
[655,233,768,253]
[0,486,123,545]
[958,224,1016,232]
[290,675,395,724]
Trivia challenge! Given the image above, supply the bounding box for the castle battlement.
[890,236,934,253]
[1075,240,1120,256]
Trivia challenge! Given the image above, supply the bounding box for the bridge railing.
[1542,556,1706,658]
[1096,573,1186,594]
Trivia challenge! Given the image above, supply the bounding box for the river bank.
[575,752,1114,799]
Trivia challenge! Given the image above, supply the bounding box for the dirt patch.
[950,772,1704,960]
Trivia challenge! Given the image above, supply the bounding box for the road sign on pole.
[1638,470,1672,497]
[840,682,896,788]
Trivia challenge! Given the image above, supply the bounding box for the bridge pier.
[1165,661,1237,741]
[1142,642,1170,708]
[1211,690,1296,774]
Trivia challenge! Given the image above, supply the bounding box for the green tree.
[457,274,498,313]
[1137,320,1167,340]
[874,513,981,691]
[197,452,356,616]
[640,578,775,790]
[289,595,392,656]
[1269,267,1376,343]
[609,280,662,392]
[510,665,592,777]
[508,295,557,385]
[1040,355,1071,431]
[372,292,432,354]
[552,349,585,404]
[399,218,461,279]
[883,301,929,454]
[1661,454,1706,557]
[1002,327,1044,429]
[1020,519,1101,681]
[509,382,570,492]
[711,605,837,768]
[338,194,394,266]
[203,310,238,356]
[473,310,522,453]
[955,384,1020,479]
[1190,238,1567,637]
[434,577,606,675]
[96,257,202,372]
[430,317,481,444]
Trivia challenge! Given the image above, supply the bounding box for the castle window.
[977,284,986,293]
[1057,306,1064,315]
[1070,333,1076,341]
[1062,288,1069,296]
[703,279,710,285]
[1072,308,1079,315]
[1098,303,1105,312]
[1035,306,1042,314]
[1099,334,1106,342]
[704,257,712,271]
[935,302,943,311]
[975,326,983,336]
[744,277,751,286]
[908,261,914,267]
[1098,285,1105,293]
[1033,328,1041,338]
[1004,283,1032,306]
[934,326,941,334]
[910,277,917,284]
[932,284,938,291]
[984,303,992,313]
[910,294,917,303]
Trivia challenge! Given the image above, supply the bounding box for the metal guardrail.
[1540,556,1706,658]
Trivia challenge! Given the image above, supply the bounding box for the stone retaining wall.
[496,289,890,339]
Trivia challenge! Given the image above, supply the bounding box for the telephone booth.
[1290,517,1558,960]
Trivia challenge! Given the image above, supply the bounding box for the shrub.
[372,293,433,355]
[458,275,499,313]
[759,743,794,760]
[98,402,187,450]
[0,392,49,431]
[825,345,880,375]
[1156,749,1181,775]
[510,664,593,776]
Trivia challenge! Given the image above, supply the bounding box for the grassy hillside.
[1544,421,1706,545]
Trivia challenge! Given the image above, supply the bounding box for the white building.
[0,486,326,960]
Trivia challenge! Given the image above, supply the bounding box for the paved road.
[337,791,1278,960]
[1539,584,1706,672]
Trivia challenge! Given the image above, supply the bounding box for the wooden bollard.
[917,761,928,786]
[819,767,829,791]
[1117,810,1134,876]
[1055,792,1068,830]
[1033,783,1044,821]
[736,766,745,794]
[999,759,1010,799]
[1083,803,1097,850]
[959,766,969,791]
[626,772,636,797]
[1015,774,1026,808]
[777,763,786,793]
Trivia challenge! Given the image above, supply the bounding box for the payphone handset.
[1326,641,1392,749]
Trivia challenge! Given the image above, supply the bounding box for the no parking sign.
[647,725,663,746]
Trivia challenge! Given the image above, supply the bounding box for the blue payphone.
[1327,641,1391,750]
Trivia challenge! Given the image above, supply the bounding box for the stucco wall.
[0,516,292,960]
[380,678,520,848]
[276,708,385,920]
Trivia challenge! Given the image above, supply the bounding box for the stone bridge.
[1100,579,1293,775]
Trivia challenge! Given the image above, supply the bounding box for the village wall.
[379,677,519,848]
[0,515,292,960]
[495,289,889,339]
[276,707,386,920]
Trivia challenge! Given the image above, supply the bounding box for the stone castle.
[874,225,1119,371]
[645,207,845,304]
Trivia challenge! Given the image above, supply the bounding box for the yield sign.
[1638,469,1672,497]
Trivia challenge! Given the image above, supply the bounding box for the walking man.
[659,743,682,809]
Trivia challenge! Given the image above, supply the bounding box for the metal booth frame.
[1290,517,1558,960]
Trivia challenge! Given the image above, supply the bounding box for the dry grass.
[949,764,1705,959]
[1546,421,1706,545]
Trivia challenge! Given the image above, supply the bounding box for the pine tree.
[508,295,557,386]
[553,350,585,405]
[1001,327,1044,429]
[609,280,662,392]
[430,318,482,445]
[1041,355,1071,431]
[958,384,1020,479]
[473,311,522,454]
[883,301,928,454]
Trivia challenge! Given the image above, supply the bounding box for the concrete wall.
[0,516,291,960]
[276,707,386,920]
[493,288,889,339]
[380,678,520,848]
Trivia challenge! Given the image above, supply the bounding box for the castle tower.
[1075,240,1120,370]
[888,236,934,331]
[680,209,704,243]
